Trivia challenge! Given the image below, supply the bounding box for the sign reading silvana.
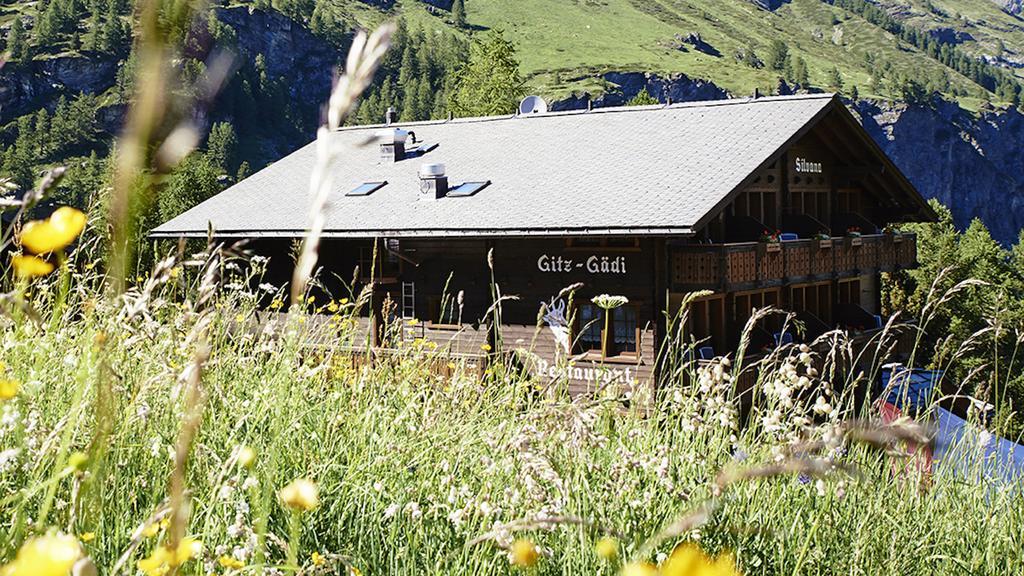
[794,157,823,174]
[536,254,628,275]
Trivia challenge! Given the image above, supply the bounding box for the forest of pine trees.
[832,0,1023,105]
[351,19,470,125]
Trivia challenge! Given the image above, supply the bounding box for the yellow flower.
[218,555,244,570]
[137,538,201,576]
[20,207,86,255]
[79,532,95,543]
[279,478,319,511]
[480,343,492,352]
[269,299,283,310]
[595,537,618,561]
[660,543,740,576]
[621,561,658,576]
[236,446,256,469]
[327,301,339,313]
[509,539,538,568]
[11,254,54,278]
[340,298,349,305]
[306,295,316,304]
[311,552,325,566]
[349,567,362,576]
[141,523,160,538]
[0,379,20,400]
[406,318,419,326]
[68,452,89,472]
[0,533,82,576]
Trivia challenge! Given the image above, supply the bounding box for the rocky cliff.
[0,54,119,124]
[0,6,338,127]
[856,99,1024,244]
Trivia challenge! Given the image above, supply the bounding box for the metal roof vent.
[418,163,448,201]
[378,128,411,163]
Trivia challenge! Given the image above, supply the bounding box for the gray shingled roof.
[152,94,842,238]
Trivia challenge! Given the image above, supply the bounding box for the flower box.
[818,239,832,250]
[847,236,863,247]
[764,241,782,253]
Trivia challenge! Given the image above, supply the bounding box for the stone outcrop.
[551,71,728,110]
[0,55,118,124]
[855,99,1024,244]
[990,0,1023,15]
[213,6,340,109]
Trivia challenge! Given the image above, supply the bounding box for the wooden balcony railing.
[671,232,917,291]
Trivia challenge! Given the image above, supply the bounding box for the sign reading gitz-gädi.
[536,254,628,275]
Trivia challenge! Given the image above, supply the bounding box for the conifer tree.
[767,39,788,72]
[449,30,525,117]
[207,122,238,173]
[627,88,658,106]
[827,66,844,91]
[792,56,809,88]
[7,18,29,63]
[452,0,466,29]
[34,109,51,156]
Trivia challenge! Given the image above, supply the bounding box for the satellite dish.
[518,95,548,115]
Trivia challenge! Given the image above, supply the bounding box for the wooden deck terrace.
[671,232,917,292]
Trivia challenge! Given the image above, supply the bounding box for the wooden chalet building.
[152,93,935,396]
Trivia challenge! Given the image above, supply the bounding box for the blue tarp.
[933,408,1024,487]
[880,366,942,413]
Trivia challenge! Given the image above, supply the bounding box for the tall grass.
[0,244,1021,574]
[1,6,1022,574]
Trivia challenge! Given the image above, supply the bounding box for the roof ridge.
[334,93,838,132]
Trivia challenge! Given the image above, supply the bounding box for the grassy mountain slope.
[399,0,1021,108]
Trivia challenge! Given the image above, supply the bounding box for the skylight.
[406,141,438,157]
[347,181,387,196]
[447,181,491,198]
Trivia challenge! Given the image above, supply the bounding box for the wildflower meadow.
[0,10,1022,576]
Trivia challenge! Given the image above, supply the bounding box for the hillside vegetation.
[396,0,1024,107]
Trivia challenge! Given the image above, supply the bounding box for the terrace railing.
[671,232,917,291]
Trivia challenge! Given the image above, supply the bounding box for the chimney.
[378,128,409,163]
[385,106,398,125]
[418,163,448,200]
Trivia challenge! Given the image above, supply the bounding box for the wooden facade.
[161,97,937,400]
[256,117,930,398]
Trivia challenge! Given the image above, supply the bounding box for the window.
[838,279,861,305]
[837,188,862,214]
[447,181,490,197]
[613,306,637,353]
[790,282,832,323]
[791,190,829,223]
[405,141,437,157]
[687,295,726,352]
[578,304,603,352]
[575,304,639,358]
[731,190,778,228]
[347,181,387,196]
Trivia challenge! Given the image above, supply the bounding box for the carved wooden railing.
[671,232,917,291]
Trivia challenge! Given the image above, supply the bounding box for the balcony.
[671,232,917,291]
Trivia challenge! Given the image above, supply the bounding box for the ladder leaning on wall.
[401,281,416,320]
